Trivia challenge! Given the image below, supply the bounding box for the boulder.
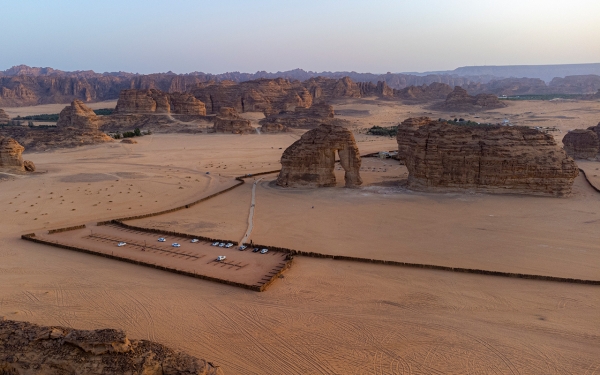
[213,107,254,134]
[0,109,9,123]
[562,129,599,159]
[435,86,507,112]
[397,117,579,196]
[120,138,137,144]
[0,137,24,170]
[0,319,224,375]
[57,99,100,130]
[277,123,362,188]
[23,160,35,171]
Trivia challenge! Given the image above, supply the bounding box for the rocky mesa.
[277,123,362,188]
[0,319,223,375]
[562,126,600,159]
[397,117,579,196]
[434,86,508,112]
[259,103,351,130]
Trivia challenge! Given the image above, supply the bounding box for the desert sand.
[1,99,599,374]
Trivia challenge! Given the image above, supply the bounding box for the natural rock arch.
[277,123,362,188]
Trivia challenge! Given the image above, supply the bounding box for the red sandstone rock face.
[258,103,348,130]
[57,100,100,129]
[435,86,507,112]
[192,78,312,116]
[277,123,362,188]
[0,319,224,375]
[562,129,599,159]
[0,137,24,170]
[212,107,254,134]
[396,117,433,162]
[116,89,206,115]
[397,117,578,196]
[0,109,9,123]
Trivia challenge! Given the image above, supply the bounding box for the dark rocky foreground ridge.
[0,319,224,375]
[2,64,600,106]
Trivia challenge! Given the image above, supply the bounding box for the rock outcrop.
[57,99,101,129]
[0,101,113,151]
[259,123,290,133]
[395,83,453,102]
[397,117,579,196]
[277,123,362,187]
[434,86,507,112]
[0,319,223,375]
[212,107,254,134]
[23,160,35,171]
[0,137,24,170]
[259,103,351,130]
[116,89,206,115]
[0,109,9,123]
[562,129,599,159]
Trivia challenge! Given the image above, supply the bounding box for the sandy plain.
[1,99,599,374]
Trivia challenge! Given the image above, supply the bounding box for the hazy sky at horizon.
[2,0,599,74]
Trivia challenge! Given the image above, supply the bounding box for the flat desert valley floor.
[1,99,600,374]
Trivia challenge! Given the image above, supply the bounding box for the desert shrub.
[367,125,397,137]
[134,128,142,136]
[19,113,59,121]
[93,108,115,116]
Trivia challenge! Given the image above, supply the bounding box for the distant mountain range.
[405,63,600,83]
[1,64,599,107]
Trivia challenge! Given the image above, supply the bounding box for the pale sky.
[2,0,599,74]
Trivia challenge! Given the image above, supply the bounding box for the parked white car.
[158,237,166,242]
[260,249,269,254]
[216,255,226,261]
[219,243,225,247]
[212,242,219,246]
[117,242,126,247]
[191,239,199,243]
[225,243,233,248]
[172,243,181,248]
[239,245,247,250]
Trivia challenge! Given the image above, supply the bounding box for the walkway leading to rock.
[241,177,264,245]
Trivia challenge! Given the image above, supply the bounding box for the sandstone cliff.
[0,109,9,123]
[397,117,578,196]
[0,319,223,375]
[434,86,507,112]
[116,89,206,115]
[191,78,313,116]
[259,103,350,130]
[277,123,362,187]
[212,107,254,134]
[562,129,600,159]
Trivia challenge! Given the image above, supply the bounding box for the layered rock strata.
[259,103,350,130]
[0,137,25,170]
[395,82,453,102]
[277,123,362,187]
[57,99,101,129]
[435,86,507,111]
[396,117,579,196]
[562,129,600,159]
[0,319,223,375]
[212,107,254,134]
[116,89,206,115]
[0,109,9,123]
